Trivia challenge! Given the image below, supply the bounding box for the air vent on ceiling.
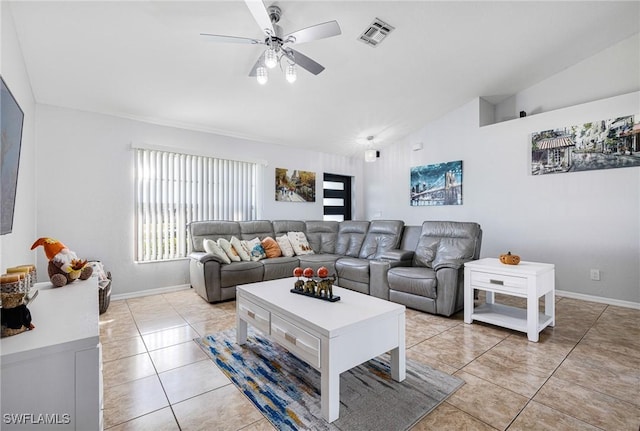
[358,18,394,47]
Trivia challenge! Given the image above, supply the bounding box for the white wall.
[34,105,362,296]
[365,32,640,305]
[495,33,640,122]
[0,3,37,273]
[364,92,640,305]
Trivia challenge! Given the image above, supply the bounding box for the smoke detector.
[358,18,395,47]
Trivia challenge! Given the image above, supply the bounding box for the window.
[323,173,352,221]
[134,148,258,262]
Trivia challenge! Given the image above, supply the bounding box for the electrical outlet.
[590,269,600,281]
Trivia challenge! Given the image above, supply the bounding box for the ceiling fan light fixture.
[256,66,268,85]
[264,47,278,69]
[285,64,297,83]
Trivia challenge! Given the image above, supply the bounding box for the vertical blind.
[134,148,258,262]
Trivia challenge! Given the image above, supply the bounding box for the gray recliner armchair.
[371,221,482,316]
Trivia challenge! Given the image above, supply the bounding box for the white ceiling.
[8,1,640,157]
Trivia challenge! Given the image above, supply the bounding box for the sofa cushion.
[230,236,251,261]
[413,221,482,268]
[220,261,263,287]
[239,220,275,241]
[287,231,314,256]
[297,253,341,276]
[203,239,230,264]
[218,238,241,262]
[388,267,437,299]
[304,221,339,254]
[247,238,267,261]
[272,220,306,237]
[276,235,295,257]
[335,221,370,257]
[262,257,300,280]
[358,220,404,259]
[335,257,370,284]
[261,236,282,258]
[189,221,240,252]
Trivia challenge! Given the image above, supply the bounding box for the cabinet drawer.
[271,314,321,368]
[470,271,527,291]
[238,299,270,333]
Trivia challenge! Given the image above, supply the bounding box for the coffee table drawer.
[271,314,321,368]
[238,298,270,334]
[470,270,527,292]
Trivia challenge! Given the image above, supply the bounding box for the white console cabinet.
[1,278,103,430]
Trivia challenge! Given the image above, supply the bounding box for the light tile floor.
[100,289,640,430]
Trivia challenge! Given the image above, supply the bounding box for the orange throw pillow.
[261,236,282,258]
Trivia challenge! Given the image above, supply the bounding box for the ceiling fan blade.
[284,48,325,75]
[244,0,274,36]
[248,52,266,77]
[284,21,341,45]
[200,33,263,45]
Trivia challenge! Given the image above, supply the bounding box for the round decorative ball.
[302,267,314,278]
[499,251,521,265]
[293,267,303,278]
[317,266,329,278]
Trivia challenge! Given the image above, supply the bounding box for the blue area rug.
[196,328,464,431]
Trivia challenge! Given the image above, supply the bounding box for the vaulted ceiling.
[8,1,640,156]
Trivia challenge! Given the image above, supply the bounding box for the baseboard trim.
[556,289,640,310]
[112,284,192,301]
[110,285,639,310]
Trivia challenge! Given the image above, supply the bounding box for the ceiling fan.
[200,0,341,84]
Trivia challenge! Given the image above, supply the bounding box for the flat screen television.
[1,75,25,235]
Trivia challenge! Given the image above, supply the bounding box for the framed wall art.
[1,76,25,235]
[531,114,640,175]
[275,168,316,202]
[410,160,462,206]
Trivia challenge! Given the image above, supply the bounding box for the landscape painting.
[410,160,462,206]
[275,168,316,202]
[531,114,640,175]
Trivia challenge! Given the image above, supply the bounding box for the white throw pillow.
[247,237,267,261]
[218,238,241,262]
[203,239,231,264]
[230,236,251,261]
[287,231,315,256]
[276,235,295,257]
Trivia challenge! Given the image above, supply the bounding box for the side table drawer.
[470,270,527,292]
[271,314,321,368]
[238,298,270,334]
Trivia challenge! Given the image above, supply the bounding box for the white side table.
[464,258,555,342]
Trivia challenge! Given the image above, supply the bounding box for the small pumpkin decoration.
[499,251,520,265]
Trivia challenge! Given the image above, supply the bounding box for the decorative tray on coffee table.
[290,288,340,302]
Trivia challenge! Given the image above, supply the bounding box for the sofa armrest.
[376,249,414,262]
[369,258,411,300]
[433,257,477,271]
[434,266,466,317]
[189,251,227,265]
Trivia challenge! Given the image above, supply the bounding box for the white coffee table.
[236,277,406,422]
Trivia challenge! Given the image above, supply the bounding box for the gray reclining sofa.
[188,219,482,316]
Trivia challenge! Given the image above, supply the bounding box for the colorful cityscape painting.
[410,160,462,206]
[275,168,316,202]
[531,114,640,175]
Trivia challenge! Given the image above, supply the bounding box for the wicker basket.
[99,272,112,314]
